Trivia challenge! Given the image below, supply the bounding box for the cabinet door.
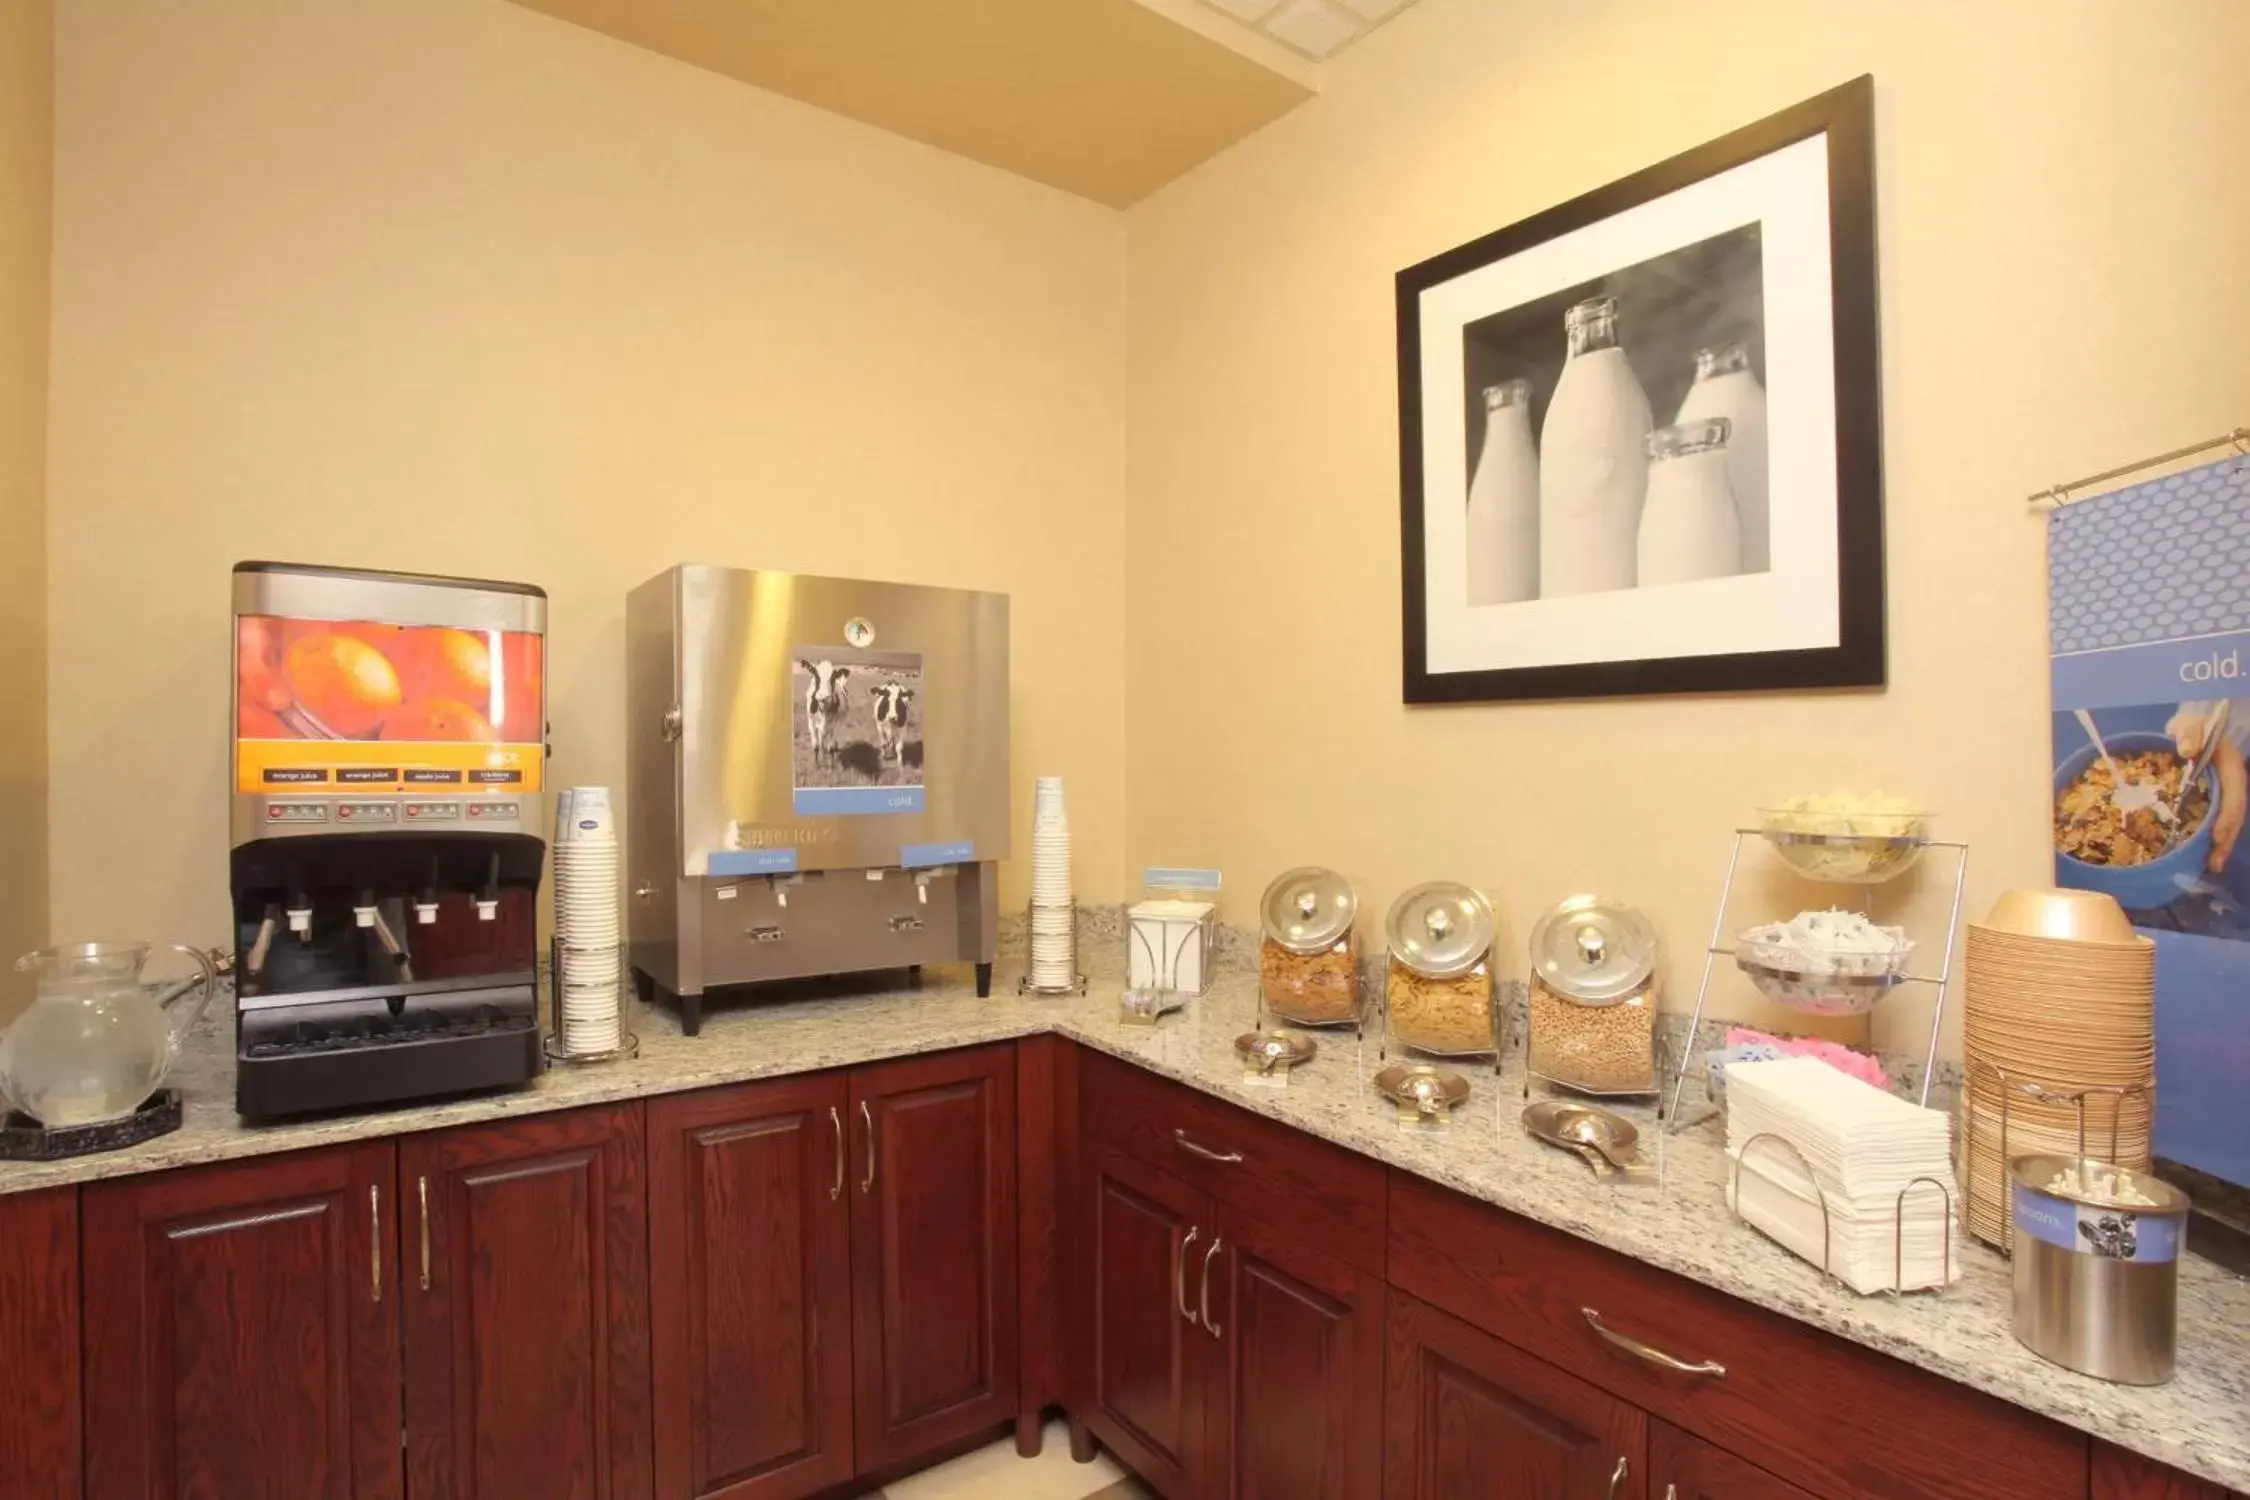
[1,1186,80,1500]
[1078,1142,1213,1500]
[401,1103,652,1500]
[2092,1443,2241,1500]
[849,1045,1020,1470]
[1649,1421,1816,1500]
[1385,1290,1645,1500]
[1208,1204,1383,1500]
[84,1142,400,1500]
[649,1075,854,1500]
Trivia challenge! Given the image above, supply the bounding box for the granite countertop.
[3,952,2245,1491]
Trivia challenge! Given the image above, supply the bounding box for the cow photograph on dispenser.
[790,647,925,812]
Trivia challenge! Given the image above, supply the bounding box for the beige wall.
[0,0,51,1021]
[46,0,1127,945]
[1124,0,2250,1052]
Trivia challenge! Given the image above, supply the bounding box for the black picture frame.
[1398,75,1884,705]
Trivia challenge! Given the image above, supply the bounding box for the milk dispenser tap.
[229,561,550,1120]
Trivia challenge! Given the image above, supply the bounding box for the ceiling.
[502,0,1328,207]
[1196,0,1426,62]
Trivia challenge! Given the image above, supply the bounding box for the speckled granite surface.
[3,949,2243,1491]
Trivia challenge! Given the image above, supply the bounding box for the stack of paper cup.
[1028,776,1075,990]
[553,787,624,1054]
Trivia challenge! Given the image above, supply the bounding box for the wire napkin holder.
[1729,1131,1955,1295]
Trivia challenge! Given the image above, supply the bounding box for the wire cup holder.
[1018,901,1088,999]
[543,936,640,1066]
[1960,1059,2149,1253]
[1729,1131,1955,1295]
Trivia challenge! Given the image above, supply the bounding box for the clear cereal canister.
[1526,895,1659,1096]
[1257,867,1361,1027]
[1383,882,1499,1057]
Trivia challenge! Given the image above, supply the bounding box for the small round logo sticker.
[844,617,875,648]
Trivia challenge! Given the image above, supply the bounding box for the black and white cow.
[870,682,913,764]
[799,659,851,762]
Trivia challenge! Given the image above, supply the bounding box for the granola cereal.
[1260,936,1360,1025]
[2055,749,2210,867]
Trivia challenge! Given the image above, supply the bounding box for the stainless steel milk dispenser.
[625,565,1010,1033]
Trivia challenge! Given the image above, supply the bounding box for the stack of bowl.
[1961,888,2154,1248]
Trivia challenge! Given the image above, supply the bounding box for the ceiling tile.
[1336,0,1417,19]
[1260,0,1364,59]
[1199,0,1283,21]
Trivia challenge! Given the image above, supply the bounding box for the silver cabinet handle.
[1664,1487,1677,1500]
[1198,1237,1224,1338]
[1173,1129,1243,1165]
[859,1100,876,1194]
[369,1184,382,1304]
[417,1175,432,1292]
[1606,1456,1628,1499]
[1176,1227,1199,1320]
[829,1105,844,1200]
[1582,1307,1725,1377]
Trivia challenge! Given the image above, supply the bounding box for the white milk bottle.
[1636,417,1742,585]
[1464,378,1539,604]
[1675,341,1768,572]
[1539,295,1652,596]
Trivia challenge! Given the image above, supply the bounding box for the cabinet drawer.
[1388,1171,2085,1500]
[1080,1049,1386,1274]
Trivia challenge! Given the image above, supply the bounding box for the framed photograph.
[1398,75,1883,704]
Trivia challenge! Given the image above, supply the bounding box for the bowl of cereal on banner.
[2054,731,2215,909]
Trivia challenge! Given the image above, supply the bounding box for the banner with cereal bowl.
[2048,452,2250,1189]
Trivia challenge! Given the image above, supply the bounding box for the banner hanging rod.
[2030,426,2249,509]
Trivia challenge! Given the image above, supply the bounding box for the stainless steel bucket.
[2010,1154,2187,1385]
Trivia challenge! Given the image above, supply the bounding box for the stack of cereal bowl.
[1961,888,2154,1248]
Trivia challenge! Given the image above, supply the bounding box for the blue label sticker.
[901,840,975,869]
[1144,866,1222,892]
[709,848,800,876]
[792,785,927,817]
[2011,1181,2180,1262]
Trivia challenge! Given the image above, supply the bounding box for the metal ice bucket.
[2009,1154,2187,1385]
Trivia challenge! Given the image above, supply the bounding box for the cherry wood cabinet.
[1386,1288,1646,1500]
[849,1046,1020,1471]
[1079,1142,1213,1500]
[2095,1444,2243,1500]
[0,1186,81,1500]
[82,1141,400,1500]
[400,1102,652,1500]
[647,1074,854,1500]
[1206,1203,1383,1500]
[1650,1420,1817,1500]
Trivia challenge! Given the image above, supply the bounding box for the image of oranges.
[381,697,497,743]
[397,628,493,709]
[282,632,402,737]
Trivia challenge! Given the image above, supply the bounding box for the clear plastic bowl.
[1757,807,1932,884]
[1734,950,1909,1017]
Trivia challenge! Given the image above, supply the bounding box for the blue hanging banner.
[2047,451,2250,1189]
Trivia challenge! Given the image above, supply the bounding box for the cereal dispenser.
[1526,895,1659,1097]
[1382,882,1499,1057]
[1257,867,1361,1029]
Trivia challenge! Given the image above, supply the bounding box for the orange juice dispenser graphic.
[230,562,549,1118]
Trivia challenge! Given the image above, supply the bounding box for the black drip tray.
[0,1089,183,1161]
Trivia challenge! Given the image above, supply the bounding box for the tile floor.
[864,1422,1154,1500]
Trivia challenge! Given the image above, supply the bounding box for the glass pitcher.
[0,942,218,1128]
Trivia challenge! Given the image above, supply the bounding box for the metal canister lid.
[1530,895,1654,1004]
[1384,882,1496,979]
[1260,866,1357,954]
